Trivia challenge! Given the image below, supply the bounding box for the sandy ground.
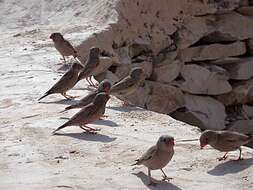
[0,1,253,189]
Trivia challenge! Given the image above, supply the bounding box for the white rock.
[178,64,232,95]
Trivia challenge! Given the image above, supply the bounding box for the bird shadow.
[208,158,253,176]
[39,99,79,105]
[94,119,119,127]
[53,132,116,143]
[107,105,146,113]
[132,171,182,190]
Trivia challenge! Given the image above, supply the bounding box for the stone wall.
[76,0,253,141]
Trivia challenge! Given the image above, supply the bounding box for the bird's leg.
[89,76,98,87]
[62,55,66,64]
[86,78,93,86]
[148,168,157,186]
[80,125,101,133]
[237,147,243,161]
[218,152,228,161]
[161,169,173,181]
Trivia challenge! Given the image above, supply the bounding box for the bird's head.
[98,80,112,94]
[157,135,175,151]
[50,33,64,41]
[199,130,217,149]
[130,67,145,79]
[89,47,100,57]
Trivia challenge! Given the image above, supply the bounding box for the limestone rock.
[131,56,153,78]
[222,58,253,80]
[92,56,114,77]
[228,119,253,148]
[175,12,253,48]
[94,70,119,84]
[242,105,253,119]
[145,81,185,114]
[183,0,244,16]
[176,64,232,95]
[246,38,253,55]
[179,41,246,62]
[236,6,253,17]
[151,59,183,83]
[215,78,253,106]
[181,94,227,130]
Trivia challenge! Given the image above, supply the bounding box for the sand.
[0,0,253,189]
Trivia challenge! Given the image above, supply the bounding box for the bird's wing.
[136,145,157,164]
[67,103,97,125]
[218,131,250,145]
[110,77,136,94]
[49,69,76,92]
[64,40,77,53]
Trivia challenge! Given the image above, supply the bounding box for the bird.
[52,92,110,134]
[50,32,79,63]
[110,67,146,105]
[200,130,253,161]
[38,62,83,101]
[132,135,175,186]
[63,80,111,111]
[77,47,100,87]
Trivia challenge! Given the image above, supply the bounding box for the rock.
[228,119,253,148]
[207,57,243,65]
[236,6,253,17]
[175,12,253,48]
[246,38,253,55]
[145,81,185,114]
[151,59,183,83]
[222,57,253,80]
[215,78,253,106]
[128,38,150,58]
[131,56,153,78]
[94,70,119,84]
[242,105,253,119]
[113,63,132,80]
[183,0,244,16]
[179,41,246,62]
[180,94,226,130]
[176,64,232,95]
[92,56,114,77]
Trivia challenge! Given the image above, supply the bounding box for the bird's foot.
[162,175,173,182]
[236,156,243,161]
[217,156,227,161]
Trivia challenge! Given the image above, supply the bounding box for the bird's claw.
[162,175,173,182]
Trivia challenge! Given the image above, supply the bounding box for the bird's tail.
[38,91,50,101]
[52,122,69,135]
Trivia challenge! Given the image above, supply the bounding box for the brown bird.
[110,67,145,105]
[50,32,79,63]
[200,130,253,161]
[77,47,100,87]
[38,62,83,101]
[63,80,111,111]
[52,92,110,134]
[132,135,175,186]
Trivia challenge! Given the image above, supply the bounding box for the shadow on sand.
[132,171,182,190]
[107,105,146,113]
[53,132,116,142]
[208,158,253,176]
[39,99,79,105]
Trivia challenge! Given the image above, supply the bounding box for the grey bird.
[52,92,110,134]
[38,62,83,101]
[132,135,175,186]
[63,80,111,111]
[110,67,145,105]
[77,47,100,87]
[50,32,79,63]
[200,130,253,161]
